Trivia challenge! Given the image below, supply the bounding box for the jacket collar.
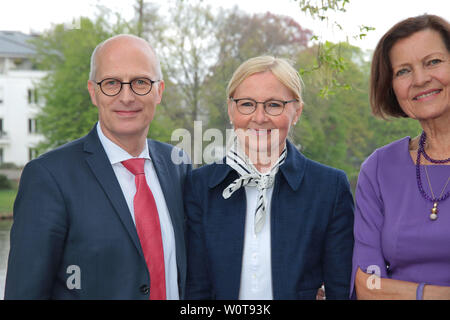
[207,139,306,191]
[83,123,102,154]
[82,124,144,258]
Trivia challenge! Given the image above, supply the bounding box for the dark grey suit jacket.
[5,124,191,299]
[185,140,354,299]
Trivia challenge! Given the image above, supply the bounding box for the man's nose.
[119,83,136,104]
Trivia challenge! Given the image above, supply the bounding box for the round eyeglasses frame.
[229,97,298,116]
[96,77,160,96]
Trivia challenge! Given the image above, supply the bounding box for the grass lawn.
[0,188,17,217]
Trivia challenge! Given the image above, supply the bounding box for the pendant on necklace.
[430,202,438,221]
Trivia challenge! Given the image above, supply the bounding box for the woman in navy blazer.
[185,56,354,300]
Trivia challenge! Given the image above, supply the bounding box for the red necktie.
[122,158,166,300]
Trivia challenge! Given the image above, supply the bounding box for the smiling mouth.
[248,129,272,135]
[413,89,442,100]
[115,110,140,116]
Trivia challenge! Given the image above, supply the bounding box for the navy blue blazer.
[5,124,191,299]
[185,140,354,300]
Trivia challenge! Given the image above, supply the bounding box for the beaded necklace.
[415,131,450,220]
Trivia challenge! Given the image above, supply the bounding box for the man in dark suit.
[4,34,190,299]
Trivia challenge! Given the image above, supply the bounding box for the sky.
[1,0,449,51]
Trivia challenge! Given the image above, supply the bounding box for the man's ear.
[87,80,98,107]
[155,80,165,104]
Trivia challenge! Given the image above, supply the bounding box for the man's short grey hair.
[89,34,163,81]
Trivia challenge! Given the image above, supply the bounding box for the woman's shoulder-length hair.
[370,14,450,119]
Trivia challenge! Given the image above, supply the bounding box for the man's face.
[87,36,164,146]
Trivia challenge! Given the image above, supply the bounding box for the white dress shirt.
[238,185,274,300]
[96,123,179,300]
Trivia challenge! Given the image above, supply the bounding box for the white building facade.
[0,31,45,167]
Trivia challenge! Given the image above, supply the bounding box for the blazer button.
[140,284,150,295]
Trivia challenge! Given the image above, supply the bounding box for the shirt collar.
[208,139,306,191]
[96,122,150,165]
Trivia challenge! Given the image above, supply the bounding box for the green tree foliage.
[294,42,421,188]
[294,0,376,96]
[203,7,313,132]
[31,14,129,152]
[31,7,177,150]
[159,0,217,132]
[31,0,421,186]
[0,174,12,190]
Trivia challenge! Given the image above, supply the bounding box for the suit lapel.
[148,141,179,221]
[83,126,143,257]
[148,140,186,289]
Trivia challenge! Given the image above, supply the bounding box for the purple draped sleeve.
[350,149,389,298]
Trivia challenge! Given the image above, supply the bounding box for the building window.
[0,87,3,104]
[29,148,38,161]
[28,118,38,134]
[0,148,3,165]
[0,118,4,137]
[28,88,39,104]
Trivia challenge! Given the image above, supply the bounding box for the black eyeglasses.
[230,97,298,116]
[96,78,160,96]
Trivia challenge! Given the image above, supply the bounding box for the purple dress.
[351,137,450,297]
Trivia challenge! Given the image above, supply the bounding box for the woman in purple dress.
[352,14,450,299]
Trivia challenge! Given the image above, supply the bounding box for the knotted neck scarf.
[222,138,287,233]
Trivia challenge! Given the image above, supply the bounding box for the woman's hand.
[316,284,325,300]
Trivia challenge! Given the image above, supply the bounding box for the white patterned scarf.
[222,138,287,233]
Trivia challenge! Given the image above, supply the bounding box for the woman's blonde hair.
[226,56,304,103]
